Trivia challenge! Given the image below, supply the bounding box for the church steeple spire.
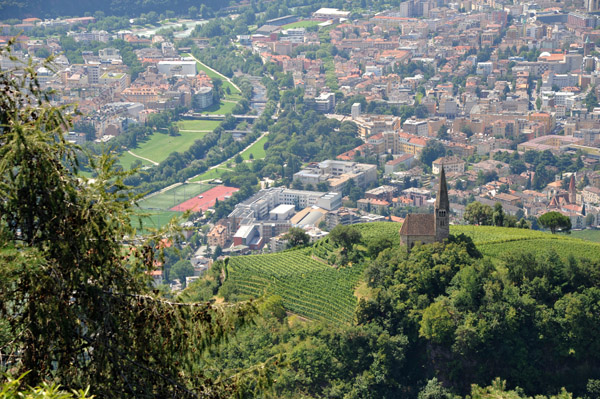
[435,166,450,242]
[569,174,576,204]
[436,166,449,211]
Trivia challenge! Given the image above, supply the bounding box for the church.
[399,167,449,249]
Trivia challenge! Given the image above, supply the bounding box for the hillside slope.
[216,223,600,324]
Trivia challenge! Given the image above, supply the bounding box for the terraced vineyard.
[452,225,600,262]
[224,249,364,324]
[219,222,600,325]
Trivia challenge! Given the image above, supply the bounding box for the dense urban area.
[3,0,600,397]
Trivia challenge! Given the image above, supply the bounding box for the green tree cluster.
[0,44,253,398]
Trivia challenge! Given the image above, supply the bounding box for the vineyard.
[452,225,600,262]
[218,222,600,325]
[223,249,364,324]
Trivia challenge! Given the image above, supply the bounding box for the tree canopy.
[538,211,572,234]
[0,42,253,398]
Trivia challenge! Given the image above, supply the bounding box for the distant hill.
[213,223,600,323]
[0,0,225,19]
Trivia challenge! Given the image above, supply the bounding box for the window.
[438,210,446,217]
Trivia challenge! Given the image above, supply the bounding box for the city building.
[194,87,213,109]
[157,61,197,77]
[293,160,377,191]
[432,156,465,175]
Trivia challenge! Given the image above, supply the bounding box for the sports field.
[281,20,321,29]
[170,185,239,212]
[139,183,212,210]
[132,210,182,233]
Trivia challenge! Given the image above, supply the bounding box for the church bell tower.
[435,166,450,242]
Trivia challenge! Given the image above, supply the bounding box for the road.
[186,131,268,183]
[185,53,241,93]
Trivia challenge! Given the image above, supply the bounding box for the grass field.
[189,167,231,182]
[128,130,210,164]
[570,229,600,242]
[185,53,241,98]
[139,183,212,210]
[241,135,268,160]
[176,119,221,131]
[281,20,321,29]
[119,151,153,170]
[132,210,182,233]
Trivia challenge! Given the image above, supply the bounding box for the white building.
[351,102,361,119]
[195,87,213,109]
[315,92,336,113]
[157,61,197,77]
[432,156,466,174]
[281,28,306,43]
[294,160,377,191]
[313,8,351,19]
[476,62,493,76]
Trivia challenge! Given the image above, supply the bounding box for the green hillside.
[216,223,600,324]
[222,249,363,324]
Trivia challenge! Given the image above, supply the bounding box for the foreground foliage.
[0,42,254,398]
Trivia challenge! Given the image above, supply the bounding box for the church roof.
[399,213,436,236]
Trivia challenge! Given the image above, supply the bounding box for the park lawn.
[132,130,210,164]
[241,135,268,160]
[176,119,221,131]
[571,229,600,243]
[189,167,230,182]
[119,151,153,170]
[281,20,321,29]
[200,100,237,115]
[139,183,212,210]
[185,53,240,95]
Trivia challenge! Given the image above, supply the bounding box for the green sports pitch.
[138,183,212,210]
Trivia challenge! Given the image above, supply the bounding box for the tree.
[283,227,310,248]
[461,125,473,138]
[492,202,505,226]
[328,225,362,257]
[171,259,195,287]
[212,244,223,260]
[73,120,97,142]
[464,201,493,225]
[437,125,450,140]
[0,45,253,397]
[538,211,572,234]
[585,213,595,227]
[420,140,446,168]
[167,124,180,136]
[536,96,542,110]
